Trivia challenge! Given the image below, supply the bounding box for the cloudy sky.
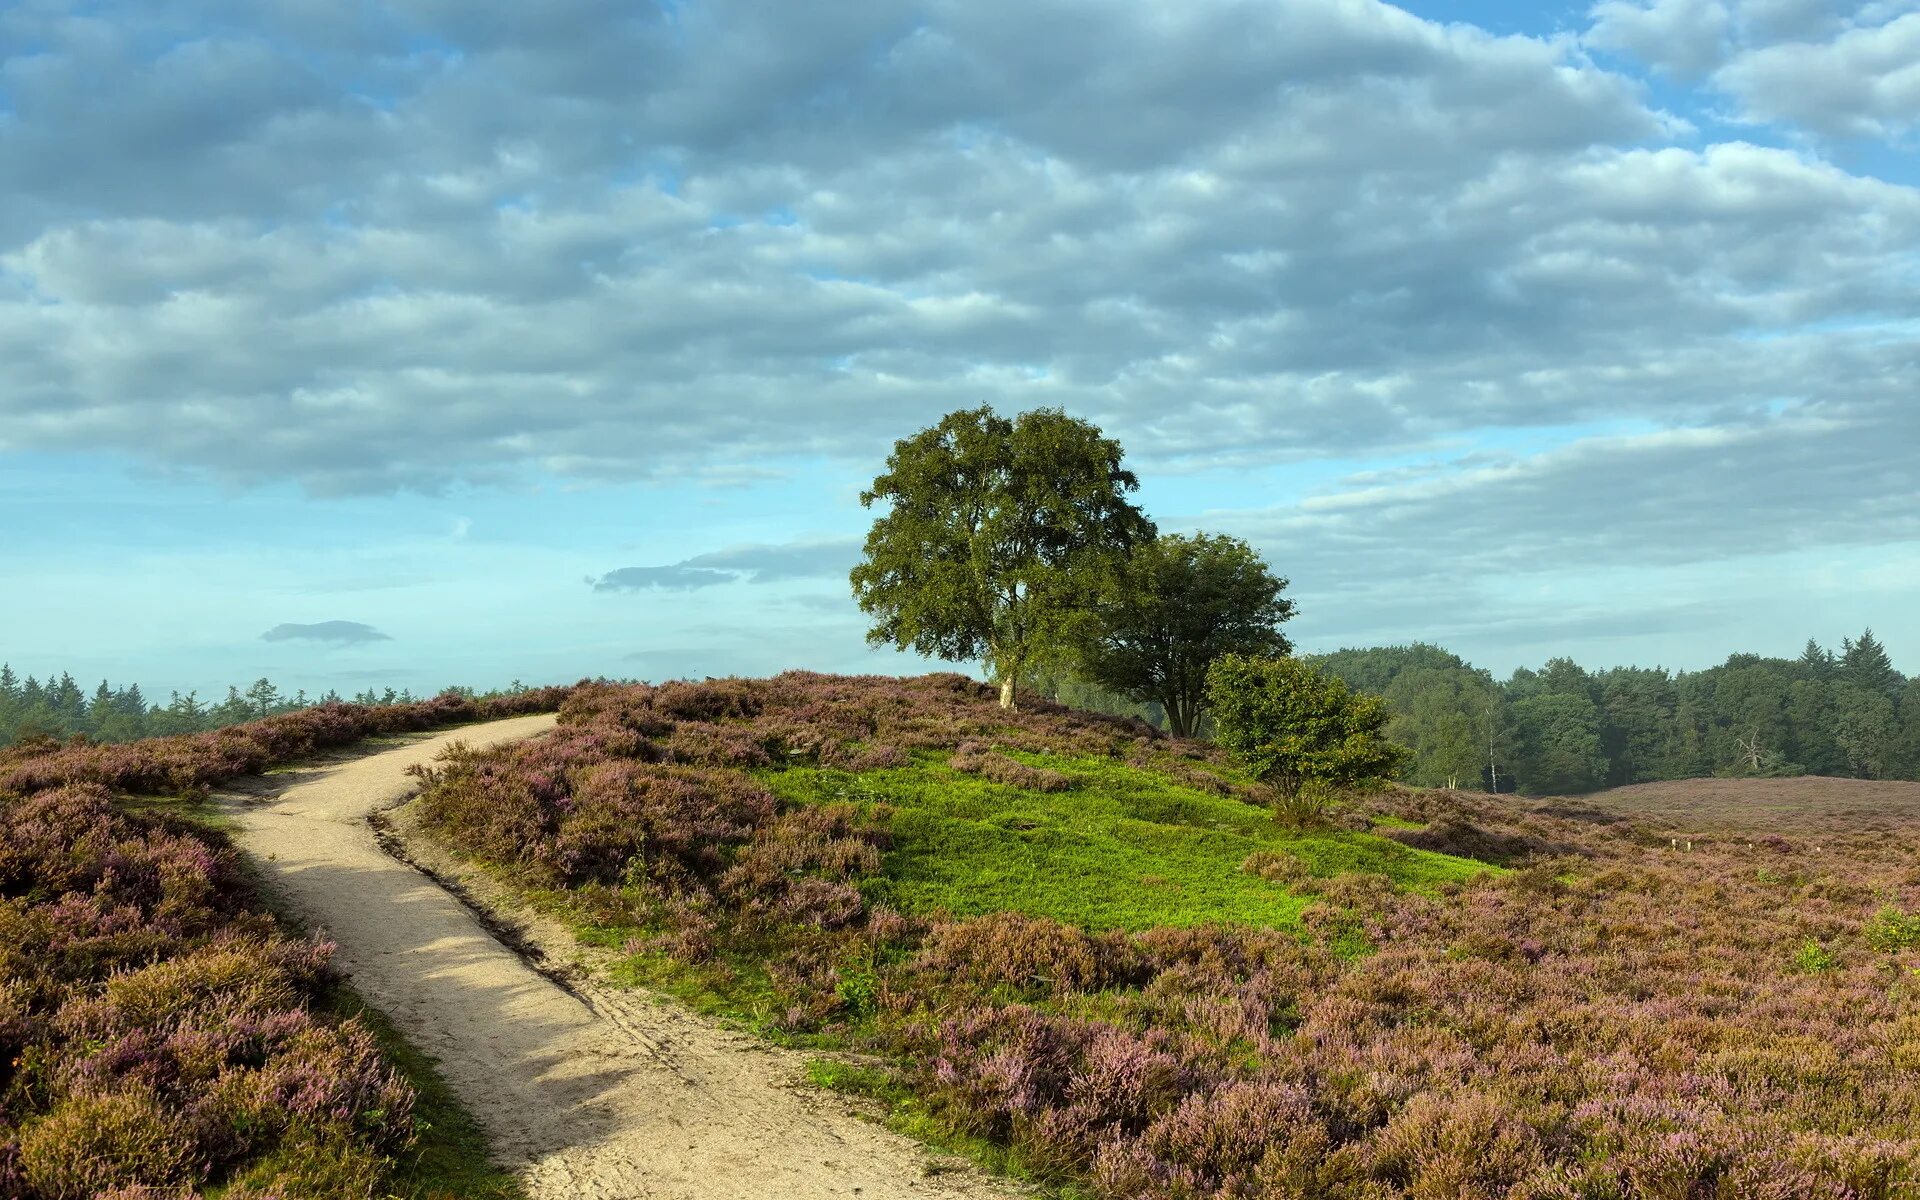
[2,0,1916,699]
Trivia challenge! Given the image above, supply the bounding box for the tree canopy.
[1072,532,1294,736]
[1205,654,1408,826]
[1310,630,1918,795]
[850,406,1154,708]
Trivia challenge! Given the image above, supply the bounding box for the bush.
[1203,655,1406,828]
[0,785,416,1197]
[949,742,1074,792]
[1864,906,1920,954]
[1795,939,1839,974]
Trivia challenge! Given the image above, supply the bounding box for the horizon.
[3,0,1916,697]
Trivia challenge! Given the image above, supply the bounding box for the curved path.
[224,716,1015,1200]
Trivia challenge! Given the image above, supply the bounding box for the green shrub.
[1794,939,1839,974]
[1204,655,1407,829]
[1864,906,1920,954]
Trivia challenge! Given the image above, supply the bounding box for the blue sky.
[2,0,1917,700]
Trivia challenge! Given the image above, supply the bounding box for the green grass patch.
[760,751,1491,933]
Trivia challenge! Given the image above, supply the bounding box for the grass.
[760,750,1492,934]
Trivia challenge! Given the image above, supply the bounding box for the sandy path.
[222,716,1018,1200]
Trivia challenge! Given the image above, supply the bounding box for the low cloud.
[260,620,392,645]
[591,565,738,592]
[592,538,861,593]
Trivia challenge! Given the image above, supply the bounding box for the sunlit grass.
[760,751,1491,934]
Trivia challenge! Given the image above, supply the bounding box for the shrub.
[911,912,1140,998]
[1204,655,1406,828]
[1864,906,1920,954]
[404,671,1920,1199]
[17,1090,198,1199]
[1241,850,1312,888]
[949,742,1073,792]
[1795,939,1839,974]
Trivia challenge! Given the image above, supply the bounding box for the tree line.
[0,666,442,748]
[1310,632,1917,794]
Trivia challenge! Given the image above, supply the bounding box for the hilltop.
[406,671,1920,1199]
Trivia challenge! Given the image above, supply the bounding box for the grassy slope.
[763,750,1489,934]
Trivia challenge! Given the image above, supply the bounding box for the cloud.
[590,565,739,592]
[1196,393,1919,659]
[0,0,1781,498]
[682,538,861,584]
[593,537,861,593]
[1587,0,1733,77]
[1584,1,1920,137]
[260,620,393,645]
[1713,12,1920,138]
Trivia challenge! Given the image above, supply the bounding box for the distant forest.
[1042,629,1919,795]
[0,667,434,748]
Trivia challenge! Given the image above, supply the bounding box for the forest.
[0,666,435,748]
[1044,630,1917,795]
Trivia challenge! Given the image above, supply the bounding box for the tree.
[1205,654,1408,827]
[1829,683,1898,778]
[1509,692,1607,794]
[1071,533,1293,736]
[1841,629,1903,701]
[245,678,283,719]
[850,406,1154,709]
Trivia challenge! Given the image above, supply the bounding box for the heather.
[0,684,573,799]
[0,784,413,1198]
[0,688,574,1198]
[407,670,1920,1197]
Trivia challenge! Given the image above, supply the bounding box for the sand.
[221,715,1019,1200]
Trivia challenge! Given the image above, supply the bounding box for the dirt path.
[222,716,1019,1200]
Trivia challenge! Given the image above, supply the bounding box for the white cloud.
[1713,11,1920,138]
[1587,0,1733,78]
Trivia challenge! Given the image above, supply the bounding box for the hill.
[408,671,1920,1199]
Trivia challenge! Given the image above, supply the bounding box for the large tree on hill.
[1071,533,1294,736]
[851,406,1155,709]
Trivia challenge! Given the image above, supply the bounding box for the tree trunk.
[999,675,1017,710]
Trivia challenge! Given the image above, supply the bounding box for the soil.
[220,715,1022,1200]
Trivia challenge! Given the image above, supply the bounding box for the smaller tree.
[1205,654,1408,827]
[1072,532,1295,736]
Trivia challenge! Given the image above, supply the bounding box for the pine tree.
[1797,638,1834,679]
[1841,629,1902,700]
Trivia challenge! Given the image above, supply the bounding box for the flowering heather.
[0,784,416,1198]
[414,672,1920,1198]
[0,684,574,799]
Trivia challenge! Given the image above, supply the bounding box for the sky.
[2,0,1917,700]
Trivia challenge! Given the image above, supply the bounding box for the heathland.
[407,672,1920,1198]
[6,672,1920,1198]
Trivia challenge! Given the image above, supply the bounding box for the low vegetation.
[0,685,572,798]
[0,689,570,1198]
[411,671,1920,1198]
